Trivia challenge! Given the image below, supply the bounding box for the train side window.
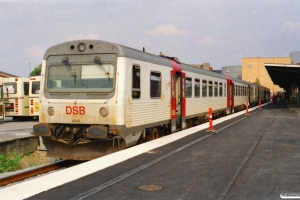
[208,81,213,97]
[219,82,223,97]
[186,77,192,97]
[195,79,200,97]
[202,80,207,97]
[24,82,29,96]
[214,82,218,97]
[132,65,140,99]
[150,71,161,98]
[241,86,243,96]
[235,85,237,96]
[224,83,227,97]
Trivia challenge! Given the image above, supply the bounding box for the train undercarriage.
[35,105,249,160]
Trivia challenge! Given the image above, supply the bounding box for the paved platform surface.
[0,117,37,142]
[23,102,300,200]
[0,118,41,153]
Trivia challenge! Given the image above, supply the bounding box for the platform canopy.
[264,63,300,89]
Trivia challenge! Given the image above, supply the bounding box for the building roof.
[0,70,20,77]
[264,63,300,89]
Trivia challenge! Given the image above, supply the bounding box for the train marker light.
[78,43,86,52]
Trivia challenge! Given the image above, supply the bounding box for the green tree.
[254,78,260,85]
[29,64,42,77]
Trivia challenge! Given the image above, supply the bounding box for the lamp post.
[29,61,32,75]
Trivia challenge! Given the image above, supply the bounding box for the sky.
[1,0,300,77]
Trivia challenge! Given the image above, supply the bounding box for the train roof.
[43,40,251,85]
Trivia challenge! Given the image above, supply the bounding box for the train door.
[170,70,186,133]
[248,85,251,106]
[29,76,40,117]
[227,78,234,114]
[0,82,4,120]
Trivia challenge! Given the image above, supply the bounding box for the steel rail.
[0,160,71,187]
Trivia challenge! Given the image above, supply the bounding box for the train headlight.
[78,43,86,52]
[99,107,108,117]
[47,107,55,116]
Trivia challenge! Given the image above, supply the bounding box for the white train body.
[0,78,4,120]
[34,40,270,160]
[3,77,30,119]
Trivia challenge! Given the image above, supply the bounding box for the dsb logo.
[66,106,85,115]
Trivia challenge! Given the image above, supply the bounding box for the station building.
[242,57,291,96]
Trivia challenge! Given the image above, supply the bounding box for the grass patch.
[0,150,22,173]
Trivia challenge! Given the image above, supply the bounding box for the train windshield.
[47,64,115,92]
[31,81,40,94]
[4,82,17,94]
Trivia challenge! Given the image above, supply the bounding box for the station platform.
[1,102,300,200]
[0,119,39,154]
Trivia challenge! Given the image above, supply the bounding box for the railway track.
[0,160,82,187]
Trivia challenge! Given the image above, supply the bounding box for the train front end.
[33,40,123,160]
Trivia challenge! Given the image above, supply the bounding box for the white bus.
[29,76,41,118]
[3,77,30,120]
[0,78,4,120]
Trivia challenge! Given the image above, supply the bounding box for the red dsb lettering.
[79,106,85,114]
[66,106,85,115]
[66,106,72,114]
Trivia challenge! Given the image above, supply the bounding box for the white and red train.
[33,40,270,160]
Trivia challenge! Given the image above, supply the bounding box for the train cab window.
[208,81,213,97]
[150,71,161,98]
[219,82,223,97]
[214,82,218,97]
[4,82,17,94]
[186,77,192,97]
[32,81,40,94]
[195,79,200,97]
[224,83,227,97]
[202,80,207,97]
[24,82,29,96]
[132,65,140,99]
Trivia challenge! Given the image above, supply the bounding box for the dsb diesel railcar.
[33,40,270,160]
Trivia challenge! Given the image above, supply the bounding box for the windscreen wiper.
[94,56,109,74]
[94,56,110,82]
[62,57,77,84]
